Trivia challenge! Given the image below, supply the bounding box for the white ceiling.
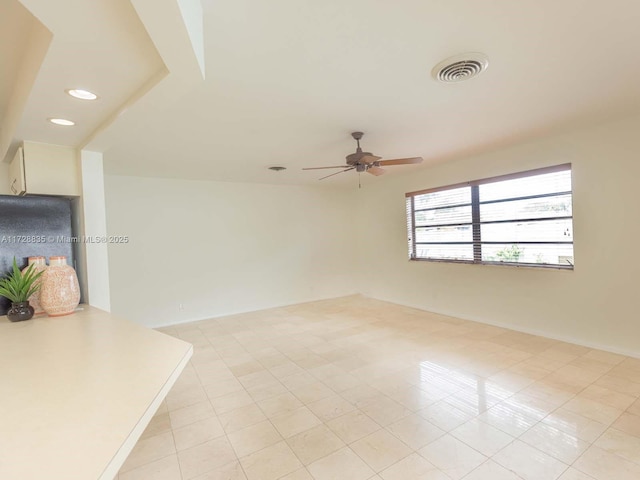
[6,0,640,186]
[12,0,163,150]
[0,0,32,122]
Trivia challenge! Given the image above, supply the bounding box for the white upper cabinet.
[8,147,26,195]
[8,142,80,196]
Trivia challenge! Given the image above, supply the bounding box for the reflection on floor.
[118,295,640,480]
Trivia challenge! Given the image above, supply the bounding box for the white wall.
[79,150,111,311]
[356,114,640,356]
[105,175,357,327]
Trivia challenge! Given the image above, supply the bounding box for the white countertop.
[0,306,192,479]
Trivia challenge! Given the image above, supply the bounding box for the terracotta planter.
[21,256,47,315]
[40,256,80,317]
[7,301,34,322]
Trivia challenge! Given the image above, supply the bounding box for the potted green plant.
[0,258,44,322]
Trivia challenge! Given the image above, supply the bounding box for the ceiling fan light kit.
[303,132,423,181]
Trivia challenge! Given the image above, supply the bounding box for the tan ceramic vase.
[40,256,80,317]
[21,256,47,314]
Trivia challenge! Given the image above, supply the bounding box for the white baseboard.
[362,293,640,360]
[153,291,640,360]
[151,292,360,329]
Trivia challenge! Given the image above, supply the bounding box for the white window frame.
[406,164,574,269]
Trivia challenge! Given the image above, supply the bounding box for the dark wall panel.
[0,195,75,315]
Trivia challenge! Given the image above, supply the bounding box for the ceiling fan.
[303,132,423,180]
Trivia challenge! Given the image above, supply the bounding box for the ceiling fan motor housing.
[346,151,374,165]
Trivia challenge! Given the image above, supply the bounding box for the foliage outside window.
[405,164,574,269]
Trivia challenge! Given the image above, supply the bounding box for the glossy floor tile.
[118,296,640,479]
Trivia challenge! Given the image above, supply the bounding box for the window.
[406,164,574,268]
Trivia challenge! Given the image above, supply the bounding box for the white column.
[80,150,111,311]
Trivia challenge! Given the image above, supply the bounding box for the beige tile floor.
[117,296,640,480]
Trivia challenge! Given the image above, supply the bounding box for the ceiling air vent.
[432,53,489,83]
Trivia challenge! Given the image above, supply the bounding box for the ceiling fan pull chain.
[359,173,361,189]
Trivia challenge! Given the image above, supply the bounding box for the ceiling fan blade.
[319,167,355,180]
[377,157,423,166]
[303,165,350,170]
[367,166,386,176]
[360,155,382,164]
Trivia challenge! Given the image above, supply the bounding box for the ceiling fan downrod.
[351,132,364,152]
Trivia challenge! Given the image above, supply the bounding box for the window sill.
[408,257,574,270]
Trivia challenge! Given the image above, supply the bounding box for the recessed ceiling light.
[66,89,98,100]
[48,118,75,126]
